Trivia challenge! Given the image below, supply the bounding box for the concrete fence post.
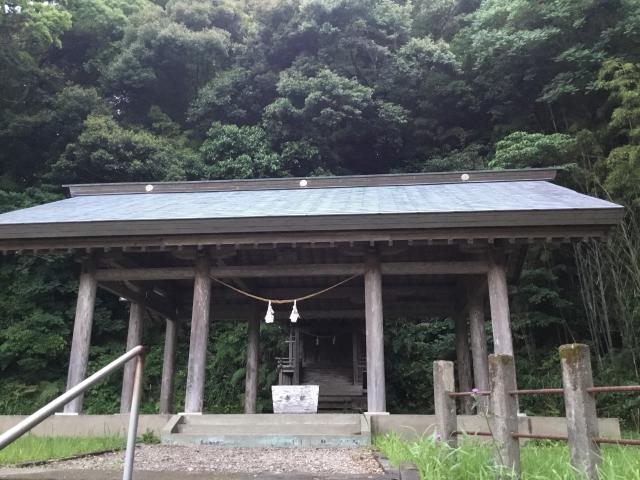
[559,344,601,480]
[433,360,457,447]
[489,354,520,479]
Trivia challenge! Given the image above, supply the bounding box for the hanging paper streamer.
[289,300,300,323]
[264,301,274,323]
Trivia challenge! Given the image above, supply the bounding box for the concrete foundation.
[370,414,621,443]
[0,414,621,446]
[0,415,171,437]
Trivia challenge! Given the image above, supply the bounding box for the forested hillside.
[1,0,639,427]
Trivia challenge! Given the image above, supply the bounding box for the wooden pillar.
[184,255,212,413]
[244,316,260,414]
[64,258,98,414]
[352,328,359,384]
[364,252,386,413]
[487,253,514,356]
[468,288,490,412]
[120,299,145,413]
[159,318,177,414]
[454,312,473,414]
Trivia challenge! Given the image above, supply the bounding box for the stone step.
[161,414,371,448]
[164,433,370,448]
[180,413,362,426]
[176,423,361,435]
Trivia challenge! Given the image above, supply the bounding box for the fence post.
[559,344,601,480]
[433,360,457,447]
[489,354,520,479]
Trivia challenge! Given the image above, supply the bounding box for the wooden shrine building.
[0,169,623,415]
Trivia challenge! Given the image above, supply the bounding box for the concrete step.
[161,414,371,448]
[164,433,370,448]
[176,423,361,435]
[180,413,361,425]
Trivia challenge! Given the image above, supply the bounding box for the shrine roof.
[0,168,624,241]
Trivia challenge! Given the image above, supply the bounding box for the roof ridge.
[65,168,557,197]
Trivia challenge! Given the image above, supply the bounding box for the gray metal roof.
[0,178,623,240]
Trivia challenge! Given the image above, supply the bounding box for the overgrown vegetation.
[375,433,640,480]
[1,0,639,428]
[0,435,125,465]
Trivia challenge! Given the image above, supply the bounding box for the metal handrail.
[0,345,145,480]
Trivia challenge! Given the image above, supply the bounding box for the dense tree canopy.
[1,0,639,426]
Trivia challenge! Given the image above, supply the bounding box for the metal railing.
[0,345,145,480]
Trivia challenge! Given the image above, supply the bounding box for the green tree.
[490,131,578,169]
[103,0,249,122]
[196,122,283,179]
[598,59,640,205]
[264,67,407,173]
[50,115,191,183]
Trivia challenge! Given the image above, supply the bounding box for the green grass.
[0,435,126,466]
[375,433,640,480]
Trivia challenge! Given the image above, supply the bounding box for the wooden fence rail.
[433,343,640,480]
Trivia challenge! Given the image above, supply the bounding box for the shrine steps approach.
[161,413,371,448]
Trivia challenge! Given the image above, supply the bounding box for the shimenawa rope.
[209,273,361,324]
[209,274,361,304]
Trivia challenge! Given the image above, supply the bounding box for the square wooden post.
[64,258,97,414]
[184,254,212,414]
[433,360,457,447]
[559,344,601,479]
[244,315,260,414]
[454,311,473,414]
[468,287,490,413]
[120,299,145,413]
[159,318,177,414]
[364,252,386,413]
[489,354,521,478]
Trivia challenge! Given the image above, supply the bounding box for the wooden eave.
[0,208,623,244]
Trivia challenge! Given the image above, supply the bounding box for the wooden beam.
[184,255,212,413]
[64,258,98,414]
[0,225,612,253]
[210,303,456,321]
[98,282,179,320]
[215,286,454,301]
[160,319,177,414]
[381,261,488,275]
[94,260,489,281]
[96,267,194,281]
